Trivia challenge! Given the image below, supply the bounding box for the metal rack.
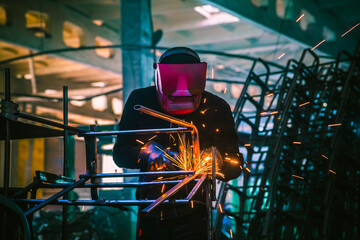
[216,41,360,239]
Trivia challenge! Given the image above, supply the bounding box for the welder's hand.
[201,147,224,170]
[138,142,178,172]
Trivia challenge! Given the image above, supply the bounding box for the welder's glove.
[138,141,178,173]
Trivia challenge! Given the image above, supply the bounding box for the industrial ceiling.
[0,0,359,125]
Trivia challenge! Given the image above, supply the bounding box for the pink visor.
[156,63,207,95]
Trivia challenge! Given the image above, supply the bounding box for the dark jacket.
[113,86,243,217]
[113,86,243,178]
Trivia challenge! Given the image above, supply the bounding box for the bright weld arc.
[311,40,325,51]
[296,13,304,22]
[341,23,360,37]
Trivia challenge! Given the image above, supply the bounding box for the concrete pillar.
[121,0,153,103]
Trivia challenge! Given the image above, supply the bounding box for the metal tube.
[14,198,203,206]
[186,174,207,200]
[18,112,85,133]
[80,127,191,136]
[24,178,87,216]
[4,68,11,198]
[62,86,68,240]
[79,170,193,178]
[142,174,197,214]
[134,105,200,162]
[38,180,197,188]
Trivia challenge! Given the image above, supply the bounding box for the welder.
[113,47,243,240]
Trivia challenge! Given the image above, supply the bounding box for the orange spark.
[141,147,147,150]
[203,98,207,103]
[292,174,304,179]
[245,167,251,172]
[299,101,310,107]
[161,184,165,193]
[136,139,145,145]
[230,229,233,239]
[329,169,336,174]
[202,124,206,128]
[148,135,157,141]
[266,92,274,97]
[328,123,341,127]
[321,154,328,159]
[270,111,278,115]
[260,187,264,191]
[224,88,227,94]
[311,40,325,51]
[277,53,285,59]
[225,153,229,156]
[211,68,214,79]
[293,141,301,144]
[216,128,220,132]
[200,108,209,114]
[218,203,224,213]
[341,23,360,37]
[190,201,194,208]
[244,143,251,147]
[162,193,166,198]
[296,13,304,22]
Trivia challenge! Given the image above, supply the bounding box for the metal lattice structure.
[216,41,360,239]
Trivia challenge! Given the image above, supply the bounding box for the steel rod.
[186,174,207,200]
[14,198,205,206]
[38,180,197,188]
[3,68,11,198]
[142,174,198,214]
[62,86,68,240]
[18,112,85,133]
[24,178,87,216]
[79,171,193,178]
[80,127,191,136]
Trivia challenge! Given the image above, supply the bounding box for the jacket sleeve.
[215,101,244,181]
[113,91,143,169]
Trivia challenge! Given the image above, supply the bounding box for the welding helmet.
[154,47,207,115]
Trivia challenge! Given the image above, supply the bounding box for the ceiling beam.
[202,0,358,55]
[159,23,264,47]
[0,0,122,74]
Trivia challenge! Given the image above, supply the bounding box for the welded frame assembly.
[0,70,218,240]
[215,41,360,239]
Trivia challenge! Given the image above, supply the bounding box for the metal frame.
[0,75,218,239]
